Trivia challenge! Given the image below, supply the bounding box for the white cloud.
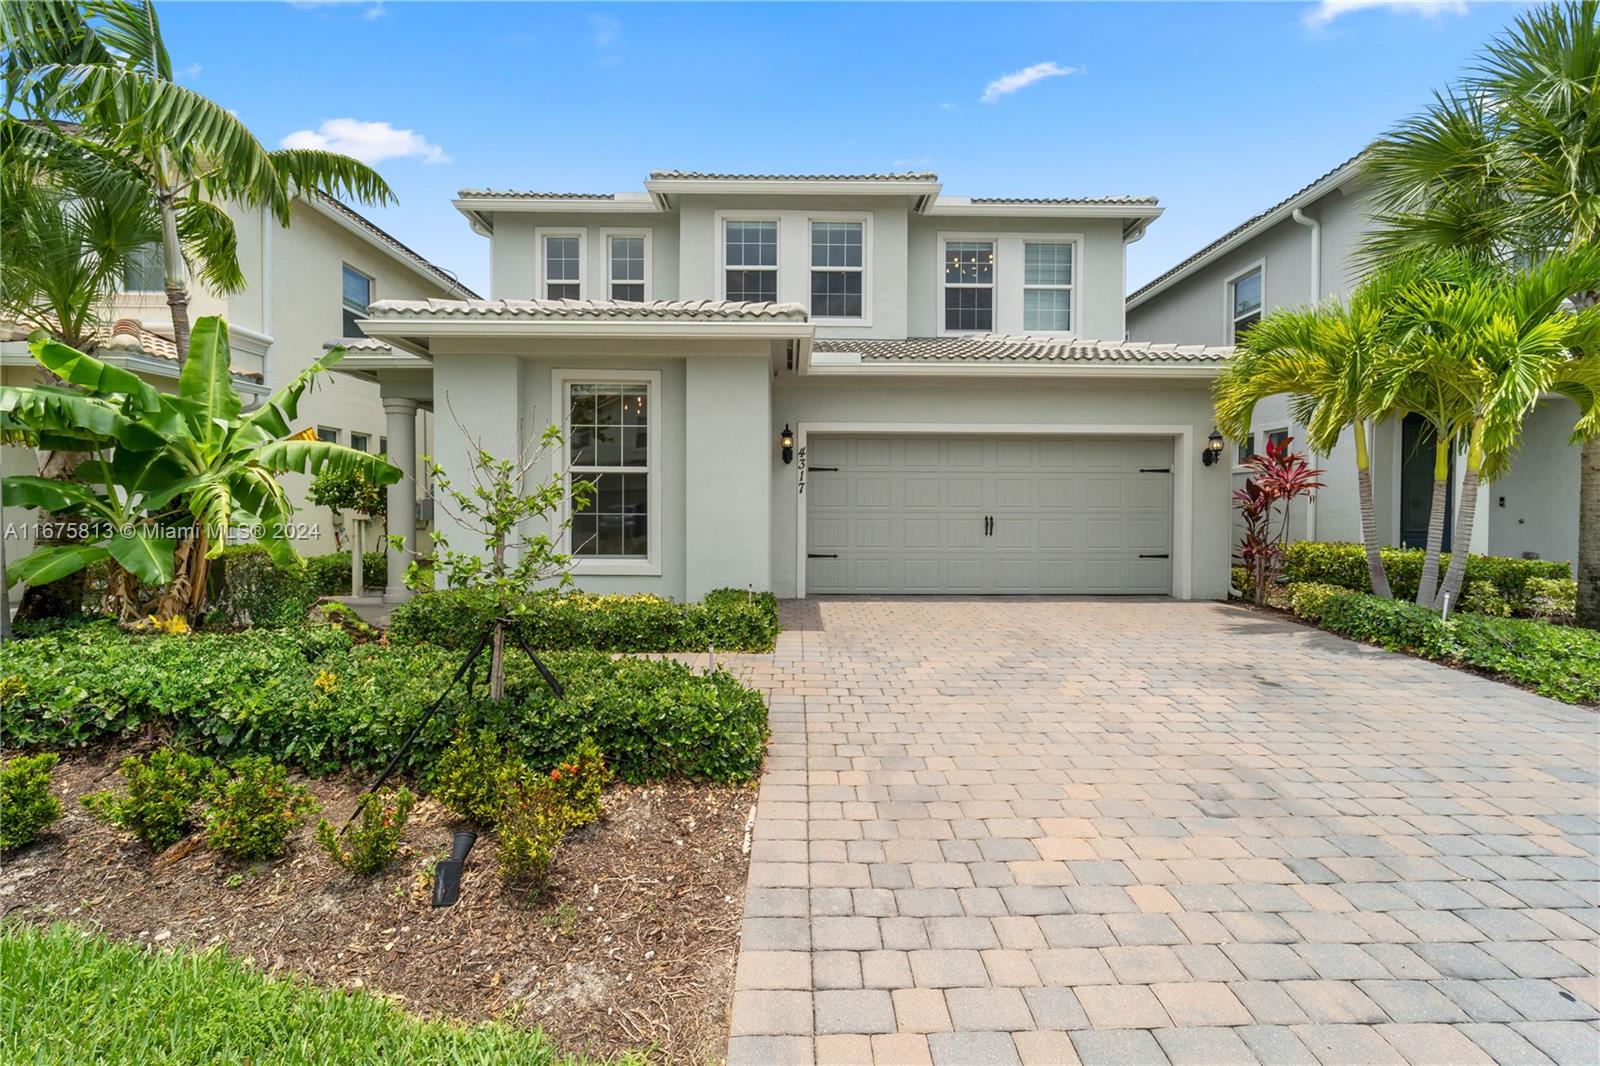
[279,118,450,165]
[980,61,1080,105]
[1303,0,1468,29]
[179,61,202,80]
[591,14,621,48]
[363,3,385,20]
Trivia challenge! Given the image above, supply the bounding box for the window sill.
[570,557,662,577]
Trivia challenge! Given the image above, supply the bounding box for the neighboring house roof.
[1125,152,1367,310]
[812,336,1230,368]
[3,318,263,381]
[648,170,940,181]
[306,191,480,299]
[362,297,810,322]
[969,195,1159,206]
[455,189,618,200]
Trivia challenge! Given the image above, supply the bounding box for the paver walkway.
[719,598,1600,1066]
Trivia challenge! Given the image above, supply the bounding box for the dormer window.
[724,220,778,303]
[943,240,995,332]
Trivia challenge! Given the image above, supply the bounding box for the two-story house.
[1126,154,1582,568]
[3,191,473,580]
[345,170,1235,604]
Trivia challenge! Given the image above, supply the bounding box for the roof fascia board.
[304,195,465,296]
[451,196,663,215]
[357,317,815,342]
[1126,165,1356,311]
[926,201,1162,220]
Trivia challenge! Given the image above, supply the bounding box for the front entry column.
[382,397,419,605]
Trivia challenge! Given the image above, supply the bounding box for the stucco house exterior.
[1126,155,1582,568]
[2,192,473,580]
[344,171,1236,605]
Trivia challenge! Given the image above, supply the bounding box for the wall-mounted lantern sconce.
[780,424,795,464]
[1202,428,1225,467]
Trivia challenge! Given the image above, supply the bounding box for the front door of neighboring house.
[1399,412,1453,550]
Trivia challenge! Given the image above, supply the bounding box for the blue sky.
[159,1,1526,299]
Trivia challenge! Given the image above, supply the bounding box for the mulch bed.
[0,743,757,1064]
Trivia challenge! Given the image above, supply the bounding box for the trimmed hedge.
[1286,582,1600,705]
[389,587,780,654]
[0,622,768,783]
[203,547,386,627]
[1282,542,1570,605]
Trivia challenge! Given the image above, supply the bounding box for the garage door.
[805,435,1173,594]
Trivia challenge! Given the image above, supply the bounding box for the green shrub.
[495,776,567,895]
[82,748,219,851]
[0,752,62,850]
[1,622,768,783]
[1282,542,1570,608]
[388,587,779,653]
[1285,582,1600,704]
[549,736,610,829]
[315,787,414,874]
[303,551,387,598]
[428,731,527,828]
[1230,566,1254,600]
[203,756,318,861]
[1521,577,1577,624]
[205,546,315,628]
[1455,581,1510,618]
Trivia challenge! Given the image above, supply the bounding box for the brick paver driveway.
[720,598,1599,1066]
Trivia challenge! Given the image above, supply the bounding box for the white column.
[382,397,420,605]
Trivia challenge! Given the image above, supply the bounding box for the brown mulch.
[0,744,757,1064]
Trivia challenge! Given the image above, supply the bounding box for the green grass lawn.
[2,922,628,1065]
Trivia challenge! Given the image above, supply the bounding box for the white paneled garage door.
[805,435,1173,594]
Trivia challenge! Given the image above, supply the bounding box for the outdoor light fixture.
[780,424,795,464]
[1202,429,1225,467]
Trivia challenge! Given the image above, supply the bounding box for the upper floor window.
[943,240,995,332]
[608,234,647,301]
[1229,265,1262,342]
[1022,241,1072,332]
[724,220,778,303]
[124,242,165,293]
[810,221,863,319]
[545,235,582,299]
[342,265,372,337]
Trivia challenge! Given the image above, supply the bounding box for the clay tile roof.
[455,189,619,200]
[2,318,263,381]
[968,195,1159,206]
[362,297,810,322]
[812,336,1231,366]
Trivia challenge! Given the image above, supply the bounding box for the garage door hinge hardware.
[808,553,839,559]
[1139,553,1170,559]
[808,466,839,472]
[1140,467,1172,473]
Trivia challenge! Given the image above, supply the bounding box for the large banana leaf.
[2,474,116,520]
[106,528,175,585]
[0,383,164,449]
[251,437,401,486]
[5,543,109,586]
[179,315,239,448]
[32,333,163,413]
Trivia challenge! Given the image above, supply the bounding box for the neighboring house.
[2,192,473,592]
[343,170,1235,604]
[1126,155,1582,568]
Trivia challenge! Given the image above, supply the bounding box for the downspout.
[1292,207,1322,541]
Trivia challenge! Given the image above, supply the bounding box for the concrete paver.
[724,598,1600,1064]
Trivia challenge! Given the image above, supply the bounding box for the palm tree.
[1389,249,1600,609]
[2,0,393,363]
[1362,0,1600,625]
[1213,260,1448,599]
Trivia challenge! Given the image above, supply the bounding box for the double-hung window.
[566,380,651,561]
[810,222,863,318]
[124,243,165,293]
[544,235,583,299]
[607,235,646,301]
[943,240,995,332]
[1229,266,1262,342]
[724,220,778,303]
[342,265,373,337]
[1022,242,1072,332]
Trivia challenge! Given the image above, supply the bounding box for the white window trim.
[1021,240,1075,334]
[536,227,587,301]
[1225,259,1265,344]
[599,228,653,302]
[342,263,374,329]
[316,425,341,444]
[1233,431,1257,472]
[714,210,874,327]
[936,231,1083,337]
[350,431,371,452]
[552,368,663,577]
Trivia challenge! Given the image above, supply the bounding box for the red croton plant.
[1234,436,1325,604]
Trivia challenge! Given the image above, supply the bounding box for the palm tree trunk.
[155,147,191,365]
[1435,420,1483,611]
[1415,436,1451,608]
[1353,419,1392,599]
[1580,436,1600,630]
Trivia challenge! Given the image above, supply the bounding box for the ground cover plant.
[0,753,62,851]
[0,922,612,1066]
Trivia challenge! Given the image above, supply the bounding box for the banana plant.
[1,315,400,622]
